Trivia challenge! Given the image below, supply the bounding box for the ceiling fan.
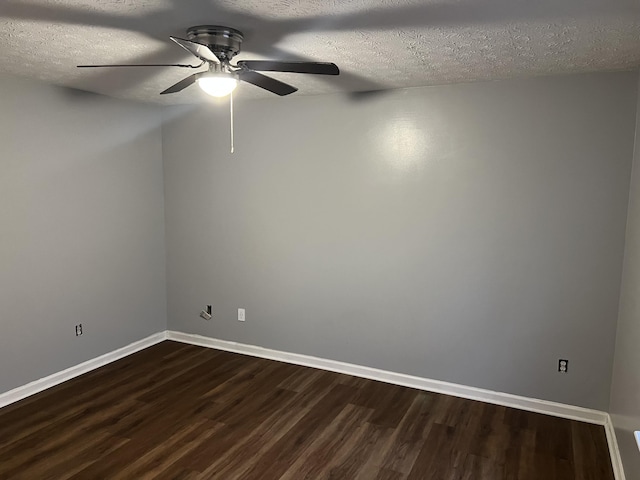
[78,25,340,98]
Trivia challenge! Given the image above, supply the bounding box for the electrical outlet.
[75,324,83,336]
[238,308,245,322]
[558,359,568,373]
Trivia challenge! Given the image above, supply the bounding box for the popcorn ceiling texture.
[0,0,639,104]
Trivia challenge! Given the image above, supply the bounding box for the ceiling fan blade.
[238,71,298,96]
[237,61,339,75]
[160,73,198,95]
[78,62,204,69]
[170,36,220,64]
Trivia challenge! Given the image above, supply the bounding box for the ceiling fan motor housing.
[187,25,244,61]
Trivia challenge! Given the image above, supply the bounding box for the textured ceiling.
[1,0,639,104]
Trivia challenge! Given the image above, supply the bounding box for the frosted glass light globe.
[197,74,238,97]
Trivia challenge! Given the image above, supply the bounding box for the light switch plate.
[635,431,640,453]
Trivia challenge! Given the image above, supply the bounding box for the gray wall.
[0,75,167,394]
[163,72,637,411]
[610,72,640,478]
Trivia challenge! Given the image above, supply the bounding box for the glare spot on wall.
[375,116,431,174]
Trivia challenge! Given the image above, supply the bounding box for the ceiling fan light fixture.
[197,73,238,97]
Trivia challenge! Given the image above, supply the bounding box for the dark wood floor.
[0,341,614,480]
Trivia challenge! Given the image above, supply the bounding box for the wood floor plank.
[197,372,342,479]
[324,422,394,479]
[238,383,361,480]
[110,419,222,480]
[0,341,615,480]
[369,385,418,429]
[376,392,434,475]
[406,422,460,480]
[278,403,373,480]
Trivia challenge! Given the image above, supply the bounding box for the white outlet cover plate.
[635,431,640,452]
[238,308,245,322]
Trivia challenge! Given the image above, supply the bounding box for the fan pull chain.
[230,90,235,154]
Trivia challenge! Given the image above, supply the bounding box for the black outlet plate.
[558,359,568,373]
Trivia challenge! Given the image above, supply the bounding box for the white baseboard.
[0,331,167,409]
[1,329,622,479]
[166,330,608,426]
[605,415,627,480]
